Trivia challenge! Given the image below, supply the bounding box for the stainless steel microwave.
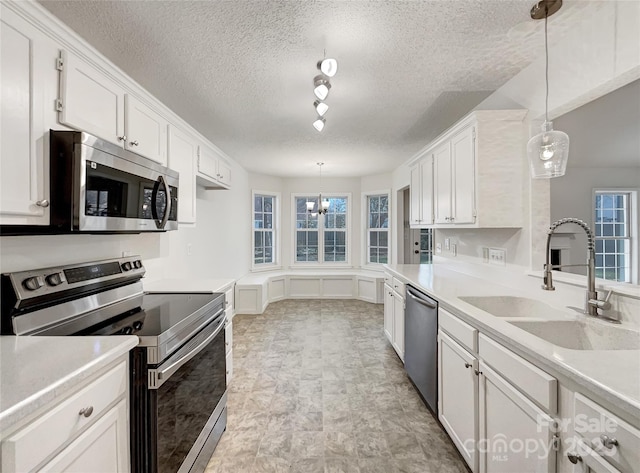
[43,130,179,233]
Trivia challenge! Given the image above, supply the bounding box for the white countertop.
[0,336,138,433]
[384,263,640,422]
[143,278,234,294]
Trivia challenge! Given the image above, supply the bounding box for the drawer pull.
[474,369,482,376]
[464,362,472,368]
[599,434,618,449]
[78,406,94,418]
[567,452,582,464]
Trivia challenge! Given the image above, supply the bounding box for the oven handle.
[149,315,225,389]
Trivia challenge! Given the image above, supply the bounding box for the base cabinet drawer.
[574,394,640,473]
[1,361,127,472]
[38,399,129,473]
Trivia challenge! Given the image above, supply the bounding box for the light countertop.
[0,336,138,433]
[384,263,640,422]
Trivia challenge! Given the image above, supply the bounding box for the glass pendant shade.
[317,58,338,77]
[321,198,330,210]
[527,121,570,178]
[314,100,329,116]
[313,75,331,100]
[306,201,315,211]
[312,117,325,132]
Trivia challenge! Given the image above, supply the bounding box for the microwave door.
[151,176,172,230]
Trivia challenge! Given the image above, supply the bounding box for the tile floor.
[206,299,468,473]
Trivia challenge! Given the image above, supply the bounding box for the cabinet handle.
[36,199,50,208]
[599,435,619,449]
[78,406,94,418]
[118,135,127,141]
[567,452,582,464]
[464,362,472,368]
[474,369,482,376]
[130,140,139,146]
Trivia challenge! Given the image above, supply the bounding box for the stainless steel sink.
[459,296,566,319]
[509,320,640,350]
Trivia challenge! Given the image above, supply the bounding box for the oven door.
[77,142,178,232]
[144,314,227,473]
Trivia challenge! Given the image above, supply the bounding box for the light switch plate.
[444,238,450,250]
[436,243,442,254]
[451,243,457,256]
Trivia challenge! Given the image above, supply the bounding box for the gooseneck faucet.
[543,217,615,320]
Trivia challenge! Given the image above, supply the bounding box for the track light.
[312,117,326,132]
[317,58,338,77]
[314,100,329,116]
[313,75,331,100]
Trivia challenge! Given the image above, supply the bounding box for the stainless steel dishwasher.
[404,285,438,414]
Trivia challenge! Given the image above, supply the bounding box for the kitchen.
[1,1,639,472]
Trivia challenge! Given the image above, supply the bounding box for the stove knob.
[133,260,142,269]
[22,276,44,291]
[122,326,133,335]
[121,262,132,272]
[132,321,143,331]
[45,272,64,287]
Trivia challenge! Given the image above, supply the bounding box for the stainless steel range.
[1,257,227,473]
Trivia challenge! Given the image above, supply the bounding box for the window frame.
[362,190,391,267]
[251,190,281,272]
[592,188,638,284]
[291,192,352,267]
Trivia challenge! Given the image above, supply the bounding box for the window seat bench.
[234,269,385,314]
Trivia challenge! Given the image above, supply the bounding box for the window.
[294,195,349,264]
[594,191,634,282]
[419,228,433,264]
[253,193,278,267]
[366,194,389,264]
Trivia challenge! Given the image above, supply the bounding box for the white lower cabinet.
[383,280,405,361]
[438,310,558,473]
[479,361,557,473]
[438,331,478,471]
[1,359,130,473]
[39,399,129,473]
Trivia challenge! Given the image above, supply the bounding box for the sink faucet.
[543,217,616,321]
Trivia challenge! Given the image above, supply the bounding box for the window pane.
[595,240,603,253]
[255,231,263,246]
[602,224,614,236]
[370,231,378,247]
[379,231,388,247]
[336,232,345,246]
[297,198,309,213]
[335,214,346,228]
[297,231,307,246]
[380,196,388,212]
[379,248,388,264]
[308,232,318,246]
[604,240,615,253]
[380,213,389,228]
[264,214,273,229]
[254,196,263,212]
[370,248,378,263]
[369,196,379,213]
[615,224,626,237]
[370,214,379,229]
[264,197,273,212]
[326,214,336,228]
[265,231,273,247]
[254,214,263,228]
[325,231,335,245]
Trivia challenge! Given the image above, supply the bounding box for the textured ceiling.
[40,0,586,177]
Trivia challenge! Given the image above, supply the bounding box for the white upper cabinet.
[58,50,125,146]
[168,125,197,224]
[0,5,56,225]
[197,144,231,189]
[409,110,526,229]
[434,125,475,225]
[124,94,168,165]
[409,158,433,227]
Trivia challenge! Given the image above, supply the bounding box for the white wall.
[0,161,251,283]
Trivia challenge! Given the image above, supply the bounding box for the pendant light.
[307,162,330,214]
[317,58,338,77]
[527,0,570,179]
[313,75,331,100]
[312,117,326,132]
[314,100,329,116]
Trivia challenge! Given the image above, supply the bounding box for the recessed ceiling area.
[39,0,584,177]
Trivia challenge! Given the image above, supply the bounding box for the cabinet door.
[393,293,405,361]
[198,145,218,180]
[124,94,168,164]
[39,399,129,473]
[438,331,478,472]
[451,126,475,224]
[433,142,452,224]
[0,6,50,225]
[168,125,197,224]
[420,158,434,224]
[479,362,556,473]
[383,284,394,343]
[571,439,622,473]
[409,165,422,225]
[217,158,231,187]
[59,51,125,145]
